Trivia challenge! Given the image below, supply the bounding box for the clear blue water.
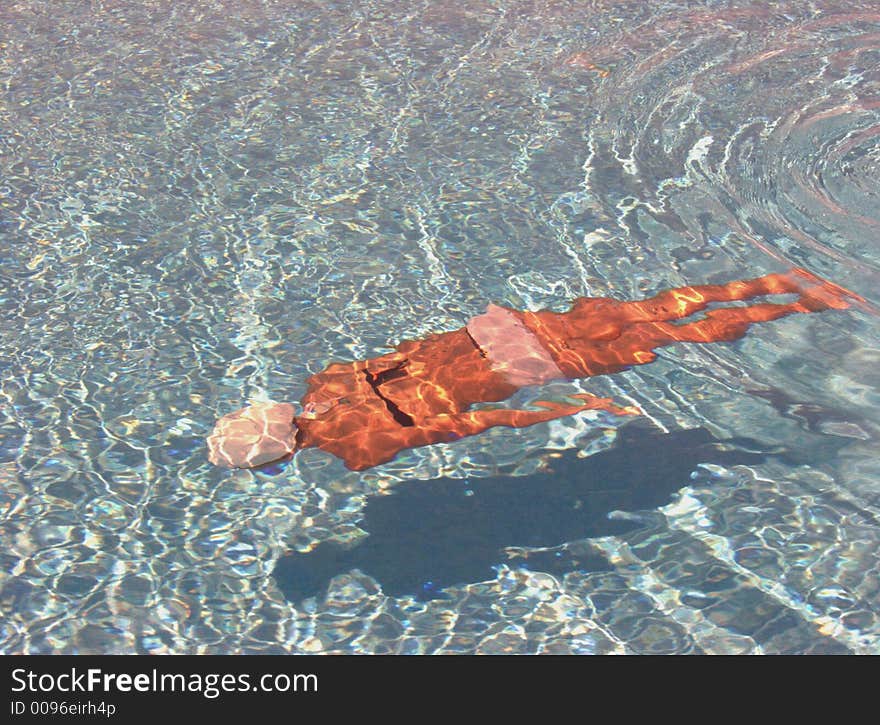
[1,0,878,654]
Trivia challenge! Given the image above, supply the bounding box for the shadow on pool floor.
[273,423,782,602]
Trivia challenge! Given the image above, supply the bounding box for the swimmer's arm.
[412,394,640,444]
[336,394,639,470]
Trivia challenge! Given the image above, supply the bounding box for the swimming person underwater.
[207,268,863,471]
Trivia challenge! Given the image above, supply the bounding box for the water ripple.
[0,0,877,654]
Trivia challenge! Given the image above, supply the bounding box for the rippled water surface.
[2,0,879,654]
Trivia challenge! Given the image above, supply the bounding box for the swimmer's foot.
[787,268,866,311]
[207,401,298,469]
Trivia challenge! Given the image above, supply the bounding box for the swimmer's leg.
[626,273,859,351]
[623,269,859,323]
[558,274,859,374]
[636,299,816,346]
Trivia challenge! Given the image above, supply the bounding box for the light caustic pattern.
[1,0,879,656]
[207,269,862,471]
[560,1,880,289]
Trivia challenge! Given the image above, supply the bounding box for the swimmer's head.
[207,401,299,469]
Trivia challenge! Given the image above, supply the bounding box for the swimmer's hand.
[531,393,641,418]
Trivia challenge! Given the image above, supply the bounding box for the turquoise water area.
[1,0,879,654]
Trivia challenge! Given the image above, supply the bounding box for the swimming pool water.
[1,0,878,654]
